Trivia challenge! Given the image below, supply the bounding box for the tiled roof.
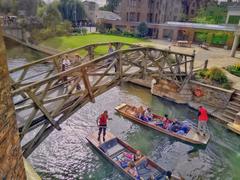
[97,11,121,21]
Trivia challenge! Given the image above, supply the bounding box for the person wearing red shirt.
[197,106,209,136]
[97,111,109,142]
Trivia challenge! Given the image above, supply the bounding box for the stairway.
[217,89,240,123]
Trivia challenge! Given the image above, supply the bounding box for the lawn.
[41,34,147,56]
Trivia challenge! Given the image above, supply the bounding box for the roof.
[97,11,121,21]
[164,21,239,32]
[228,5,240,11]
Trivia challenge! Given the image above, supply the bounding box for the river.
[6,42,240,180]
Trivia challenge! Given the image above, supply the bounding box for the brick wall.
[0,27,26,179]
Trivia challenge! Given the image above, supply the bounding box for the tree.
[58,0,86,23]
[193,4,227,24]
[0,0,17,14]
[137,22,148,37]
[100,0,121,12]
[42,2,62,31]
[17,0,39,16]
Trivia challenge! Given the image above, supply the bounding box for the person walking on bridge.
[97,111,109,142]
[197,106,209,136]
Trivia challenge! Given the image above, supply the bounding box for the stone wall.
[152,79,193,104]
[190,80,234,108]
[0,28,26,179]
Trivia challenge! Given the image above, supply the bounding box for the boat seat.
[99,138,125,156]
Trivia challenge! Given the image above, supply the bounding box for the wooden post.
[0,26,26,180]
[82,68,95,102]
[88,46,95,60]
[204,59,208,69]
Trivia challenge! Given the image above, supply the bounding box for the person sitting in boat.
[134,150,142,161]
[162,114,172,129]
[125,106,137,116]
[136,106,145,119]
[143,108,153,122]
[170,121,182,133]
[128,161,139,178]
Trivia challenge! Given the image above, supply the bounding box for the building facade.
[83,1,99,24]
[100,0,214,37]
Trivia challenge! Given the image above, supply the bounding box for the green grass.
[41,34,147,56]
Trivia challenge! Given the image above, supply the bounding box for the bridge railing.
[13,46,194,157]
[9,42,140,89]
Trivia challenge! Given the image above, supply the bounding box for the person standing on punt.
[197,106,209,136]
[97,111,109,142]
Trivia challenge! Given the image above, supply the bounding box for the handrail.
[13,46,194,95]
[9,41,140,73]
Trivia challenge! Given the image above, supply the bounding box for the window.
[137,13,140,22]
[126,12,128,21]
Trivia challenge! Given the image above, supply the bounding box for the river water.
[6,42,240,180]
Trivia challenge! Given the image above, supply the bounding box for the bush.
[81,28,87,35]
[195,67,231,89]
[108,28,122,35]
[122,30,137,37]
[226,64,240,77]
[137,22,148,37]
[96,23,107,33]
[206,67,228,84]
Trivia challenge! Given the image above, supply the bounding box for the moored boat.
[86,131,181,180]
[115,103,210,145]
[227,122,240,135]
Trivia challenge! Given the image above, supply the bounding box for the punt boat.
[227,122,240,135]
[86,131,181,180]
[115,103,210,145]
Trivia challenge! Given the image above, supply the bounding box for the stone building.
[83,1,99,24]
[100,0,214,37]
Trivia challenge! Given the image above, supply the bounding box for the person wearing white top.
[62,55,71,71]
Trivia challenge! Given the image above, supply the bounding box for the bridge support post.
[82,68,95,102]
[0,27,26,179]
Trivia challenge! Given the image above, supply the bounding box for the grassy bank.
[41,34,147,56]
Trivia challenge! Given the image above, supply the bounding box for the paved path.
[140,40,240,90]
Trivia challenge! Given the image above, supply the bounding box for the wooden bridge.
[10,42,195,157]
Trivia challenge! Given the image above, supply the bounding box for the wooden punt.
[86,131,181,180]
[115,103,210,145]
[227,122,240,135]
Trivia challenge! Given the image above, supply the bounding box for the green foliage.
[58,0,86,23]
[193,4,227,24]
[122,31,137,37]
[96,23,107,33]
[42,3,62,30]
[108,28,122,35]
[32,21,71,42]
[0,0,17,14]
[211,32,228,45]
[195,32,208,42]
[207,67,228,84]
[196,67,231,89]
[226,64,240,77]
[100,0,120,12]
[137,22,148,37]
[228,16,240,24]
